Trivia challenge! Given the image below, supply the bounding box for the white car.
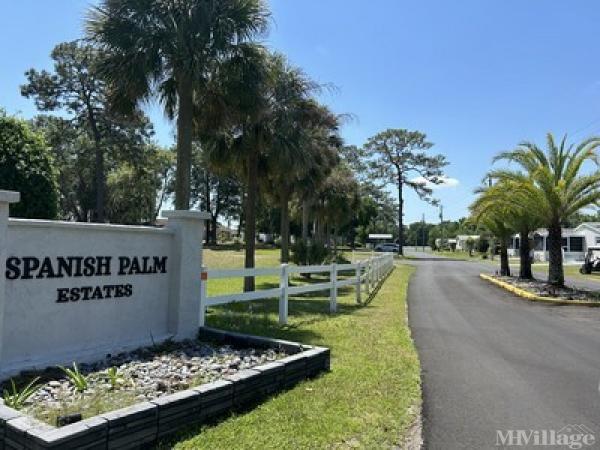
[374,243,399,252]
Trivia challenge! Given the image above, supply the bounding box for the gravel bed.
[495,276,600,302]
[3,339,287,425]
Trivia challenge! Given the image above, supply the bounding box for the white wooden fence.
[199,253,395,326]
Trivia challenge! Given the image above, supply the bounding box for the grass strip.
[163,263,421,449]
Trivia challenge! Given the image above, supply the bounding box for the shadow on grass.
[205,267,395,345]
[206,295,362,344]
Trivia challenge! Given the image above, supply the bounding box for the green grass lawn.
[529,263,600,283]
[161,250,421,449]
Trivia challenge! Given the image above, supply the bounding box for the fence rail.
[199,253,395,326]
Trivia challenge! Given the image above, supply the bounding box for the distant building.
[455,235,480,251]
[366,233,394,249]
[434,238,457,250]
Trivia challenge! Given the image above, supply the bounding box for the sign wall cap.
[162,210,211,221]
[0,190,20,204]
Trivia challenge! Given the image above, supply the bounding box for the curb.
[479,274,600,307]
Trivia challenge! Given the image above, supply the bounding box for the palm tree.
[295,122,342,245]
[492,134,600,286]
[197,48,318,289]
[314,165,360,255]
[475,179,543,279]
[470,185,515,276]
[267,101,341,262]
[86,0,269,210]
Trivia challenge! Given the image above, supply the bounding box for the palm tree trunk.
[211,215,218,245]
[519,228,533,279]
[204,174,211,245]
[244,145,259,292]
[500,238,510,276]
[280,188,290,263]
[302,199,309,241]
[93,142,105,223]
[85,98,105,223]
[547,220,564,286]
[333,229,338,256]
[174,76,193,210]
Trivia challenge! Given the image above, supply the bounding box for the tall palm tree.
[492,134,600,286]
[470,185,515,276]
[475,179,543,279]
[312,165,360,254]
[86,0,269,210]
[267,101,341,263]
[197,48,319,289]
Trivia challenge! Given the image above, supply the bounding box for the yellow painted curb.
[479,274,600,307]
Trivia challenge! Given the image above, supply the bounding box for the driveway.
[406,251,600,449]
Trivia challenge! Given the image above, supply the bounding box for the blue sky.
[2,1,600,223]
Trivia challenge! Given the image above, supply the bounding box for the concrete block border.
[0,327,330,449]
[479,273,600,307]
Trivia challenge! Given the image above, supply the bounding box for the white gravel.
[16,339,286,410]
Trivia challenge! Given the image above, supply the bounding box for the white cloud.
[410,176,460,190]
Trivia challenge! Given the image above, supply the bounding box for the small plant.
[60,363,88,393]
[105,367,123,390]
[2,377,40,410]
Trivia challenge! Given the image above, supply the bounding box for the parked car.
[374,243,399,252]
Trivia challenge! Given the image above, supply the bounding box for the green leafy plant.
[105,367,123,390]
[60,363,88,393]
[2,377,40,410]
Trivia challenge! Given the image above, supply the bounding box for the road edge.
[402,263,423,450]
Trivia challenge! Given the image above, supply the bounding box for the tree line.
[1,0,449,291]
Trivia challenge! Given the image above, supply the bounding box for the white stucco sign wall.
[0,190,209,377]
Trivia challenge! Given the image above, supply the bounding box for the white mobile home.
[455,235,480,251]
[508,223,600,263]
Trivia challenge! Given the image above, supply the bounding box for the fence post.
[199,266,207,327]
[355,261,362,304]
[279,264,289,325]
[330,263,337,313]
[369,257,374,290]
[365,259,371,294]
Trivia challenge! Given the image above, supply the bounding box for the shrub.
[291,240,330,265]
[477,238,490,254]
[0,112,58,218]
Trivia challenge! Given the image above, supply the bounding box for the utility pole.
[439,205,444,250]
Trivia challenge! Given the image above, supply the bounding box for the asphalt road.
[405,250,600,449]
